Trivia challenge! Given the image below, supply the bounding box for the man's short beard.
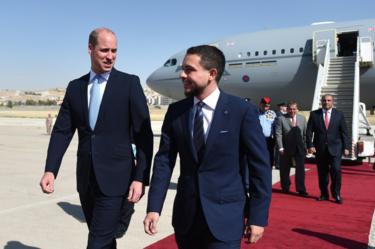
[184,83,207,98]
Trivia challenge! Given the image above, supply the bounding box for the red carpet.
[145,163,375,249]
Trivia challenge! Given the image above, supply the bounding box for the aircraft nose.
[146,70,159,91]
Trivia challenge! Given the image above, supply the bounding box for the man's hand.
[308,147,316,154]
[144,212,160,235]
[244,225,264,244]
[40,172,55,194]
[128,181,144,203]
[344,149,350,157]
[279,148,285,156]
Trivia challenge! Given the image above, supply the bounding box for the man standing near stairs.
[306,94,350,204]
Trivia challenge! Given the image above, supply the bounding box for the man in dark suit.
[39,28,153,249]
[143,45,271,249]
[306,94,350,204]
[275,101,308,196]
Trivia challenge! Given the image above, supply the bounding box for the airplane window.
[290,48,294,53]
[272,50,276,55]
[299,47,303,53]
[281,49,285,54]
[171,58,177,66]
[247,51,251,57]
[263,50,267,55]
[255,51,259,56]
[164,59,171,67]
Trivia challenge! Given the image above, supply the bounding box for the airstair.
[312,36,374,160]
[322,56,355,139]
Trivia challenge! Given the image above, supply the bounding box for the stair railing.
[351,37,361,158]
[312,40,330,110]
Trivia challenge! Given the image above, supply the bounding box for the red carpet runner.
[145,163,375,249]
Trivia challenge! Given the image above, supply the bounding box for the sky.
[0,0,374,90]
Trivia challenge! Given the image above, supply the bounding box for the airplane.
[146,18,375,159]
[146,18,375,110]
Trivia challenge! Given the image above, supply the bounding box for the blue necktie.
[89,75,103,129]
[193,101,205,161]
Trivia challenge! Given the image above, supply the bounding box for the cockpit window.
[164,59,171,67]
[164,58,177,67]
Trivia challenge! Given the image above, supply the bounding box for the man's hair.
[287,101,298,108]
[89,27,116,47]
[321,94,334,101]
[186,45,226,83]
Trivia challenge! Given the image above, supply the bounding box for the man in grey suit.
[275,101,308,196]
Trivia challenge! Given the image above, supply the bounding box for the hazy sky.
[1,0,374,90]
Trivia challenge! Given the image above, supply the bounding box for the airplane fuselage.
[147,19,375,110]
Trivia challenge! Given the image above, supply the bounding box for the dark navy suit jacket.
[306,108,350,156]
[45,68,153,196]
[147,91,271,242]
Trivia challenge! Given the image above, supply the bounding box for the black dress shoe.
[298,191,309,197]
[282,189,290,194]
[316,195,328,201]
[334,196,343,204]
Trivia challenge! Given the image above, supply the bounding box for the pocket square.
[220,130,229,134]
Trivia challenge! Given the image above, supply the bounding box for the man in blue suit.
[39,28,153,249]
[144,45,271,249]
[306,94,350,204]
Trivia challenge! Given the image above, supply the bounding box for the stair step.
[326,78,354,82]
[327,72,354,76]
[328,70,355,73]
[327,72,354,75]
[323,85,353,88]
[325,82,353,86]
[330,56,355,61]
[321,91,353,95]
[326,79,354,83]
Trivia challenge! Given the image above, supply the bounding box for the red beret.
[260,96,271,104]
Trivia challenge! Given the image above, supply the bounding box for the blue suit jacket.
[45,68,153,196]
[147,91,271,241]
[306,108,350,156]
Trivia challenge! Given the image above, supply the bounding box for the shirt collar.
[323,108,332,114]
[89,70,111,83]
[193,87,220,110]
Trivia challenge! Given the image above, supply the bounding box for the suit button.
[91,134,95,139]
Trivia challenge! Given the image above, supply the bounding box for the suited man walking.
[306,94,350,204]
[143,45,271,249]
[275,101,308,196]
[39,28,153,248]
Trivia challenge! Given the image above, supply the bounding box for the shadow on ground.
[4,241,41,249]
[57,201,85,223]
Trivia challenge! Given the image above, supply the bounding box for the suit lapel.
[318,109,326,130]
[296,114,302,127]
[80,73,90,129]
[328,108,336,130]
[182,98,198,162]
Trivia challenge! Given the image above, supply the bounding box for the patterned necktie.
[324,111,330,129]
[193,101,205,161]
[89,75,103,130]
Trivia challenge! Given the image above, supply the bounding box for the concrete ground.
[3,118,373,248]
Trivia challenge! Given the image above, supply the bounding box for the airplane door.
[313,29,336,64]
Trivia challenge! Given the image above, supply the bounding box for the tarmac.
[0,117,373,249]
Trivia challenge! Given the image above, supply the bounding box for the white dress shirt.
[192,87,220,141]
